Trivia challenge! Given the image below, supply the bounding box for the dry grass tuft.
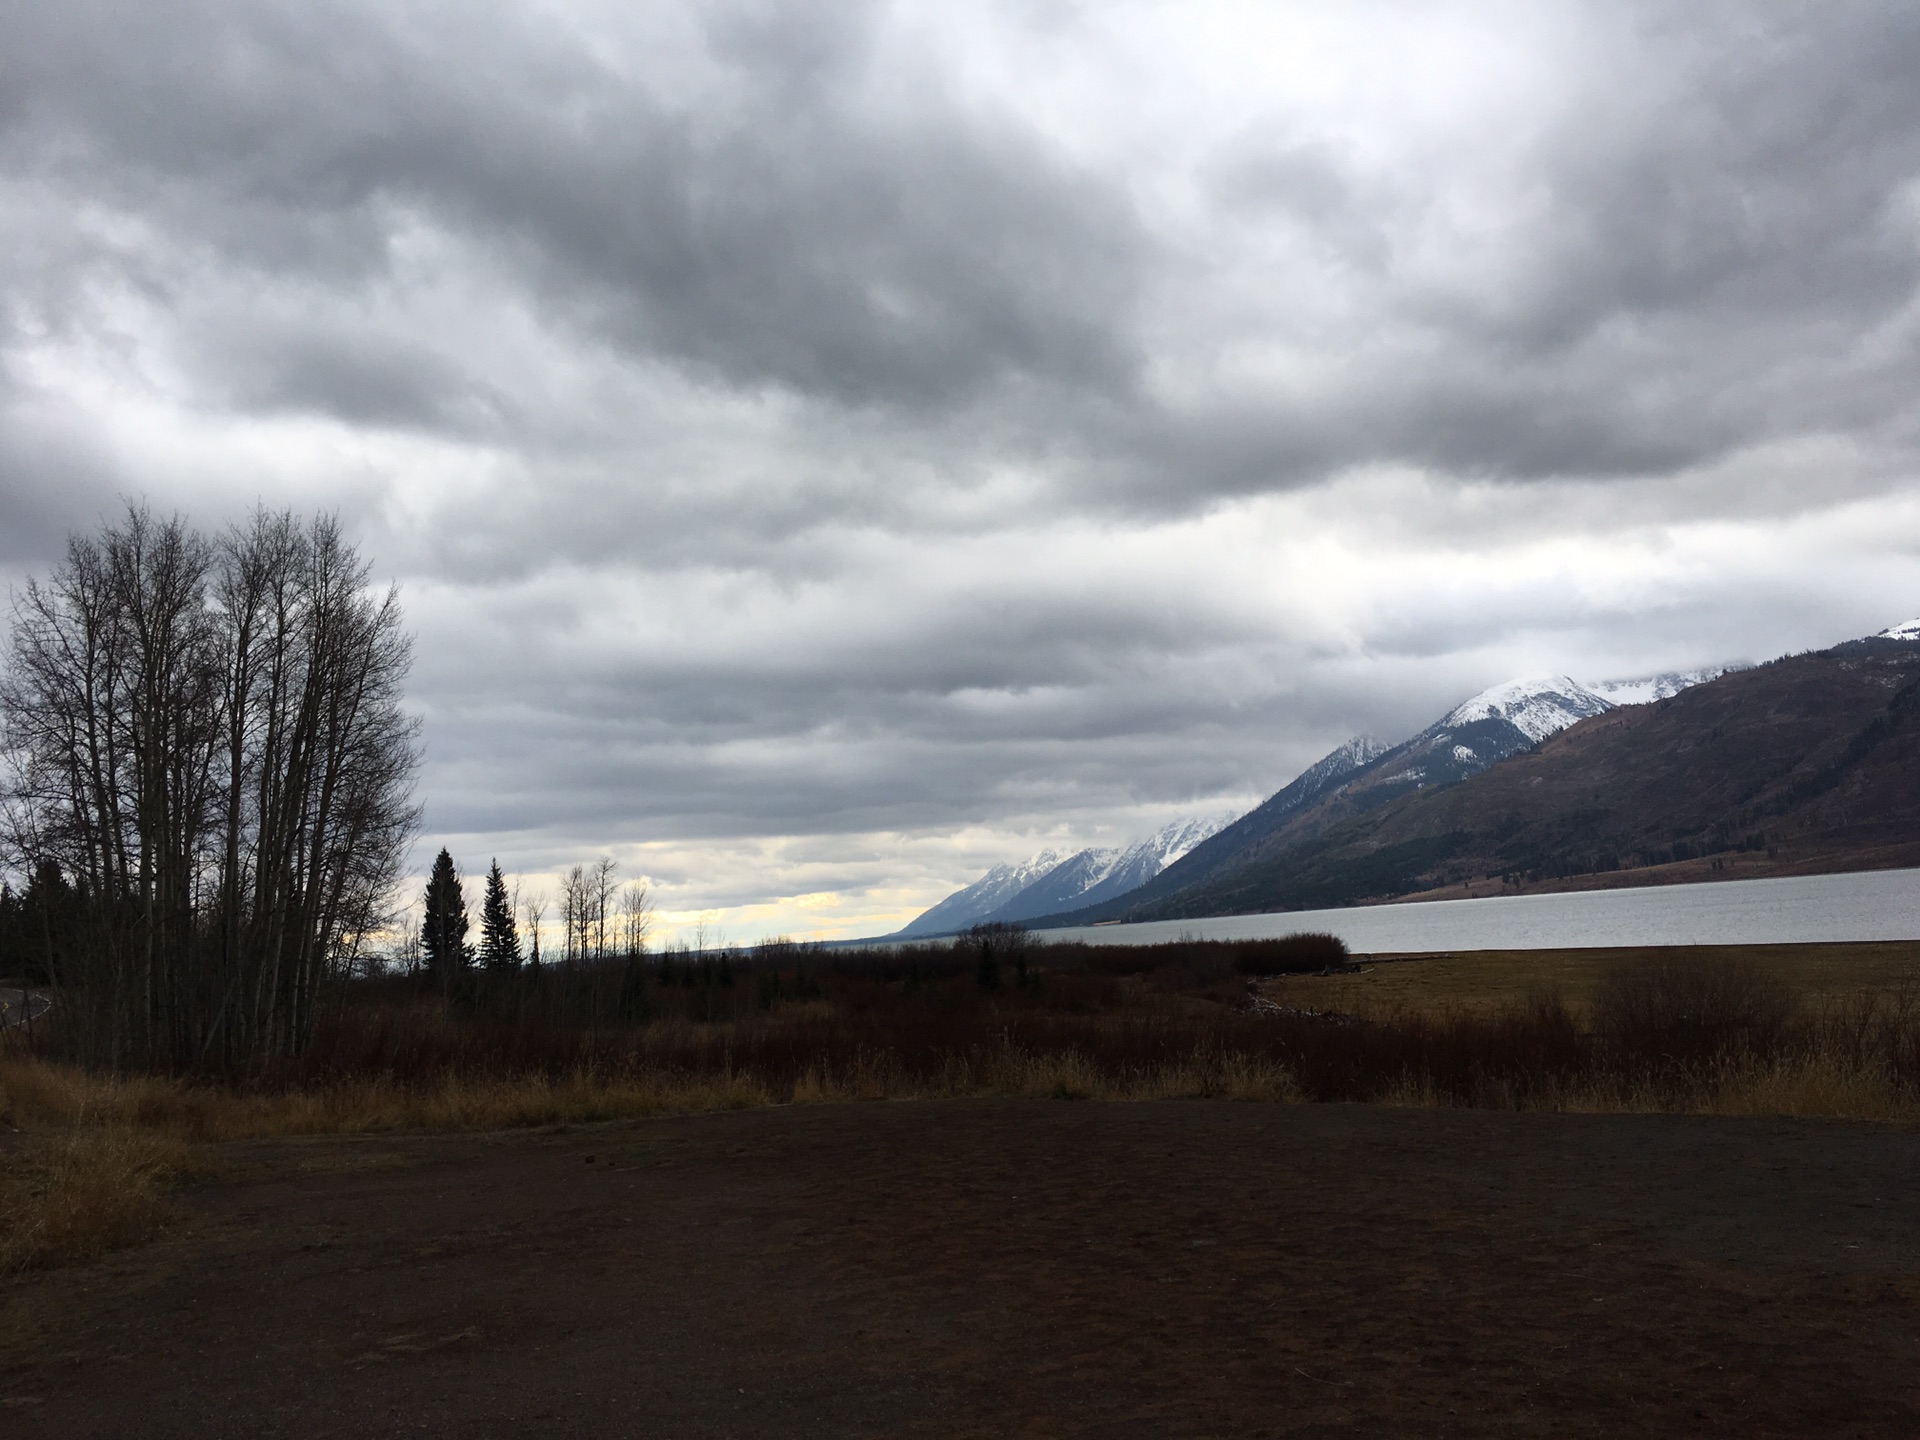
[780,1044,1303,1104]
[1696,1055,1920,1123]
[0,1129,191,1274]
[1371,1073,1450,1109]
[0,1050,780,1143]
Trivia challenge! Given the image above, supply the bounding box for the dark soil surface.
[5,1100,1919,1437]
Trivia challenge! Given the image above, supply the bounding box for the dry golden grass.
[0,1129,191,1274]
[0,1038,1311,1276]
[1267,940,1920,1020]
[5,940,1918,1276]
[0,1049,778,1143]
[0,1049,784,1273]
[1685,1053,1920,1122]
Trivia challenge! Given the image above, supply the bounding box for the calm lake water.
[1032,867,1920,953]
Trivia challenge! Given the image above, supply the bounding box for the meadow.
[5,932,1919,1274]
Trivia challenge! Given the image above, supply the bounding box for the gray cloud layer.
[4,2,1919,934]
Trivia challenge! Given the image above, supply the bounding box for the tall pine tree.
[478,858,522,971]
[420,848,471,986]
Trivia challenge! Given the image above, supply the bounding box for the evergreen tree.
[420,848,471,985]
[478,858,522,971]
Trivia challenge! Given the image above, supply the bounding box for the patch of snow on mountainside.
[979,846,1126,923]
[1589,667,1734,705]
[1141,813,1232,871]
[1443,676,1614,744]
[983,814,1237,923]
[1877,619,1920,641]
[1294,734,1386,792]
[1056,847,1128,891]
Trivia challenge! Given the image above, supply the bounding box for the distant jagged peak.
[1137,812,1231,869]
[1876,618,1920,641]
[966,812,1240,926]
[1327,732,1387,768]
[1293,732,1387,786]
[1441,675,1614,744]
[890,846,1069,936]
[982,849,1068,888]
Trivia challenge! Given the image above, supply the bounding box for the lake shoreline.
[1003,865,1920,952]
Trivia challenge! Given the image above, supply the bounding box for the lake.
[1031,867,1920,953]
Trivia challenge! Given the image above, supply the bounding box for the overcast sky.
[4,1,1920,942]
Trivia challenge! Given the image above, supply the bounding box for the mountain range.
[897,663,1730,936]
[895,624,1919,937]
[1014,672,1667,927]
[1036,626,1919,926]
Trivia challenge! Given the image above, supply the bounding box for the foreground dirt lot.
[4,1099,1918,1437]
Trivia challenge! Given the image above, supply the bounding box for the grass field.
[4,936,1919,1279]
[1267,939,1920,1017]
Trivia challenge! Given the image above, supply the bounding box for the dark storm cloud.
[1133,3,1920,496]
[204,322,503,433]
[0,414,121,562]
[0,0,1144,425]
[7,1,1919,511]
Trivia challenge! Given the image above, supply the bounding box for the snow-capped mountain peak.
[1877,618,1920,641]
[927,815,1237,929]
[1589,666,1736,706]
[1442,675,1614,744]
[1298,733,1386,786]
[1137,813,1231,871]
[891,848,1066,937]
[970,850,1068,904]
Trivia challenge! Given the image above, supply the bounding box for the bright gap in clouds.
[2,2,1918,941]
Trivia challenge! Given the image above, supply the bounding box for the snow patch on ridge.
[1590,667,1734,706]
[1877,618,1920,641]
[1312,733,1387,776]
[1141,813,1232,872]
[929,814,1241,929]
[990,814,1236,922]
[1442,676,1614,744]
[892,849,1067,937]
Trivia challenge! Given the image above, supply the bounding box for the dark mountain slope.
[1034,735,1389,926]
[1128,636,1920,920]
[1033,676,1615,928]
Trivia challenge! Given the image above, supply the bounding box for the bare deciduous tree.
[0,505,420,1071]
[560,863,588,965]
[521,888,546,968]
[618,880,652,958]
[592,856,618,961]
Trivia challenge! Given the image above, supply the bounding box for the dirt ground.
[3,1099,1918,1437]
